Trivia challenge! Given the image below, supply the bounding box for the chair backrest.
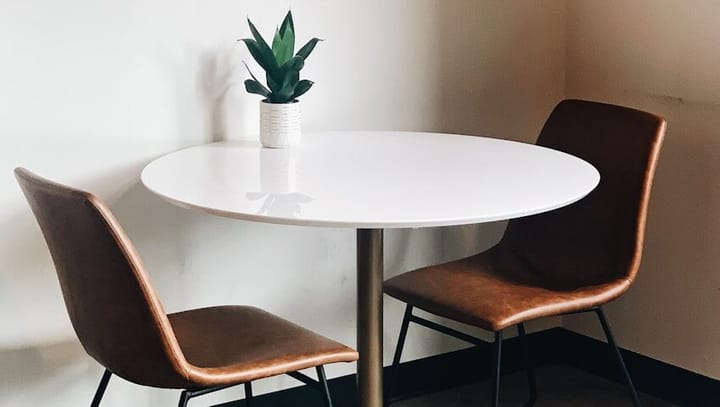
[497,99,665,288]
[15,169,189,388]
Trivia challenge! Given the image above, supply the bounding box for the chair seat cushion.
[384,251,630,331]
[168,305,358,387]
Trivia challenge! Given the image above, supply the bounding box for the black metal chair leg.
[491,330,503,407]
[244,382,254,407]
[90,369,112,407]
[177,391,190,407]
[518,323,537,406]
[317,365,333,407]
[386,304,413,404]
[595,308,642,407]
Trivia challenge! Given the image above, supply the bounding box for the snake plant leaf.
[281,55,305,73]
[278,11,296,59]
[241,11,318,103]
[279,10,294,39]
[296,38,322,60]
[267,73,282,93]
[247,18,278,73]
[267,55,304,95]
[280,69,300,95]
[271,72,299,103]
[271,61,301,103]
[247,18,270,49]
[244,79,270,97]
[271,27,294,66]
[282,27,295,62]
[243,62,271,94]
[291,80,314,100]
[240,39,278,75]
[272,27,282,51]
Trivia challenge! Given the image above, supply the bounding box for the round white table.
[141,131,600,407]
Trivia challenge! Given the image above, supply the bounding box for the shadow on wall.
[0,26,300,406]
[0,2,571,402]
[0,157,174,349]
[111,181,202,313]
[156,43,241,146]
[562,91,720,375]
[0,209,71,346]
[0,340,96,405]
[199,45,242,143]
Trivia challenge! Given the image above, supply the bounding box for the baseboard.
[213,327,720,407]
[554,329,720,406]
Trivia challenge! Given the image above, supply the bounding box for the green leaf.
[242,62,270,94]
[240,39,278,75]
[247,18,279,72]
[272,11,296,66]
[244,79,270,98]
[296,38,322,60]
[271,26,294,65]
[281,11,296,57]
[269,60,301,103]
[279,69,300,98]
[267,56,304,94]
[279,10,294,38]
[273,56,305,103]
[291,80,314,100]
[247,18,270,50]
[243,13,316,103]
[281,55,305,73]
[273,10,295,65]
[268,70,299,103]
[267,73,282,93]
[272,27,282,54]
[282,26,295,61]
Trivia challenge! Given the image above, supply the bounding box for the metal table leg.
[357,229,384,407]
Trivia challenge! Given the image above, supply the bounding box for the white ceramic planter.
[260,100,301,148]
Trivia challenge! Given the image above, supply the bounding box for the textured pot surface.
[260,101,301,148]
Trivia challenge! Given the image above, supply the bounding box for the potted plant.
[240,11,321,148]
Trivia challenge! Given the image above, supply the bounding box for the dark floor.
[395,366,676,406]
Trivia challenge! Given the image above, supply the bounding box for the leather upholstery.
[169,306,358,386]
[15,168,358,389]
[384,99,666,331]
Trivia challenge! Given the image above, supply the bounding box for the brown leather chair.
[384,99,665,407]
[15,168,358,407]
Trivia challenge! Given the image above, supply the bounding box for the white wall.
[0,1,567,405]
[563,0,720,380]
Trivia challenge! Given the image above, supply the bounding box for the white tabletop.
[141,131,599,228]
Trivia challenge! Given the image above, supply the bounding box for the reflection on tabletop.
[246,192,313,217]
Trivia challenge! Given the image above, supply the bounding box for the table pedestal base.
[357,229,384,407]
